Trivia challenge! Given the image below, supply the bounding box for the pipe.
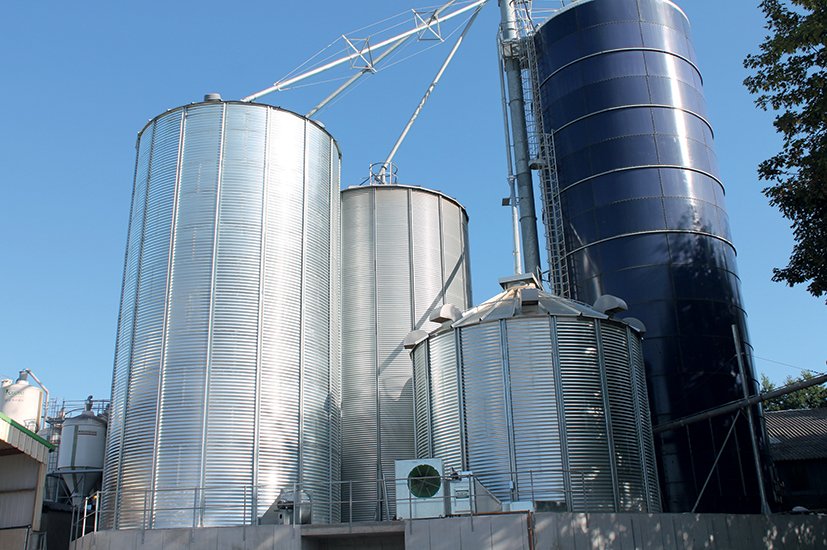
[653,371,827,434]
[732,324,771,514]
[498,48,522,274]
[499,0,541,277]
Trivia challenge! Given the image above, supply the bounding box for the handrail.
[73,465,651,539]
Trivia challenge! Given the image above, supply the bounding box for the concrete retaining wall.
[72,512,827,550]
[533,513,827,549]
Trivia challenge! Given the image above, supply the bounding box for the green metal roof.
[0,411,54,450]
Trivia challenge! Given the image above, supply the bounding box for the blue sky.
[0,1,823,404]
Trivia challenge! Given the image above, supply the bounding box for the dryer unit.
[394,459,445,519]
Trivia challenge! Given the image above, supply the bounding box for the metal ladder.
[517,20,570,298]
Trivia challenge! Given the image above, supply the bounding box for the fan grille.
[407,464,441,498]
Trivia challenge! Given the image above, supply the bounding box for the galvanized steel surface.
[412,283,661,512]
[340,185,471,521]
[102,101,341,529]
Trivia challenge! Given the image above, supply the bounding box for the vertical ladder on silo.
[518,25,570,298]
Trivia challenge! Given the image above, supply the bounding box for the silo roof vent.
[403,330,430,350]
[498,273,542,290]
[593,294,628,316]
[621,317,647,335]
[204,93,222,102]
[429,304,463,324]
[520,287,540,306]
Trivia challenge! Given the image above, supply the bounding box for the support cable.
[242,0,486,102]
[691,410,742,513]
[308,1,461,118]
[377,1,487,183]
[653,370,827,435]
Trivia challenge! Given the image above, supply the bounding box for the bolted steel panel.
[506,317,565,503]
[103,101,341,528]
[412,344,432,460]
[340,185,471,521]
[534,0,759,512]
[557,318,614,511]
[460,322,512,499]
[629,332,662,512]
[101,116,155,529]
[411,284,661,512]
[600,323,646,511]
[427,331,462,474]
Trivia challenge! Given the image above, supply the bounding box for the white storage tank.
[340,184,472,521]
[101,97,342,529]
[57,399,107,505]
[1,371,44,431]
[407,274,661,512]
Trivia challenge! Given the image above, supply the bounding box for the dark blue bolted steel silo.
[533,0,768,512]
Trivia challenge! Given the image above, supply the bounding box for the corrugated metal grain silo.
[408,275,660,512]
[340,184,472,521]
[101,97,341,528]
[533,0,762,512]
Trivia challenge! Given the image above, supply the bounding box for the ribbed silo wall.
[412,309,660,512]
[101,100,341,529]
[340,185,471,521]
[533,0,763,512]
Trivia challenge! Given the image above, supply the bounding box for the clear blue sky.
[0,1,823,404]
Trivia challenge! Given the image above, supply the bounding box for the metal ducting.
[102,100,341,528]
[410,275,661,512]
[340,184,472,521]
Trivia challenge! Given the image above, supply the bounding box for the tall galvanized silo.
[408,275,661,512]
[533,0,763,512]
[340,184,472,521]
[101,98,341,528]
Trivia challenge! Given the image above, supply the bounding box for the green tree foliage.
[760,371,827,410]
[744,0,827,302]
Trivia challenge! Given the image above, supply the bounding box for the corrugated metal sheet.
[766,409,827,462]
[103,101,341,528]
[153,105,218,528]
[461,322,512,500]
[412,344,432,460]
[118,109,183,528]
[557,318,615,511]
[628,332,661,512]
[507,317,564,502]
[428,331,462,473]
[411,283,660,512]
[340,186,471,521]
[600,324,645,511]
[340,188,378,522]
[101,113,154,529]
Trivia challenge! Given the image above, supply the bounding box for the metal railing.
[71,465,655,541]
